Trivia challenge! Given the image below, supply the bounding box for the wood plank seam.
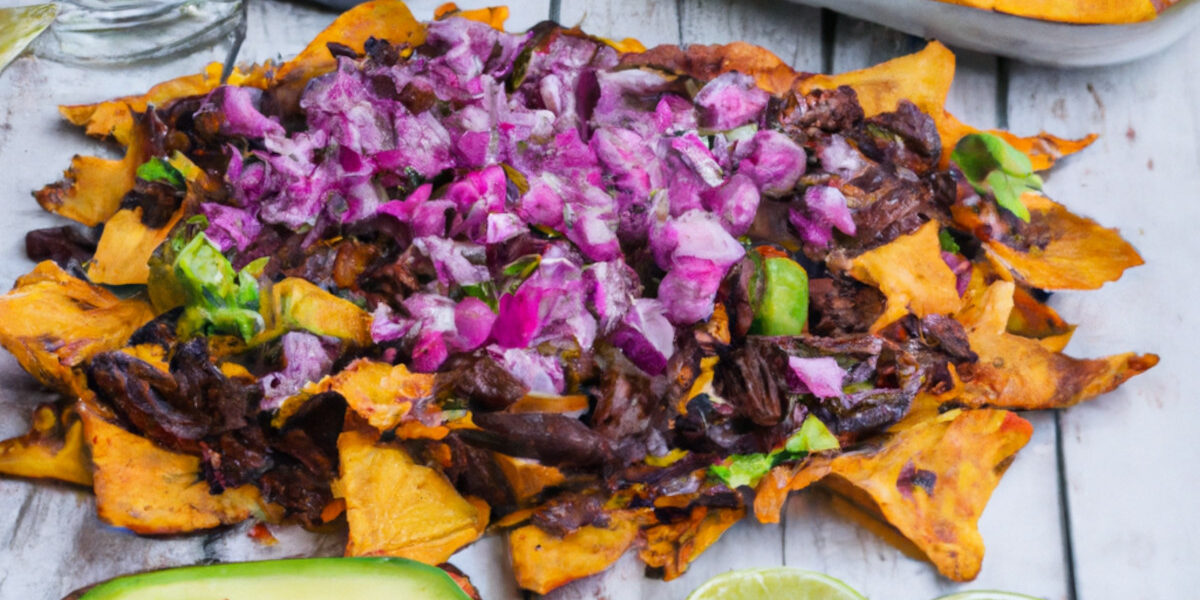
[1053,411,1080,600]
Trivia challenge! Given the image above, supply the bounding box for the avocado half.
[71,557,471,600]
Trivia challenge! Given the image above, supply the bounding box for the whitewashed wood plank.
[831,15,1003,129]
[242,0,339,63]
[559,0,681,48]
[1006,29,1200,600]
[679,0,823,72]
[778,16,1071,599]
[830,16,927,73]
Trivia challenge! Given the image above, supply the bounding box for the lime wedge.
[933,593,1045,600]
[685,567,867,600]
[0,3,56,73]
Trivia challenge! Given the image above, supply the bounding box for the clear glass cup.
[29,0,246,64]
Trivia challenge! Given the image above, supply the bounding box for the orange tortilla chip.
[434,3,509,30]
[0,261,154,396]
[509,513,639,594]
[823,408,1032,581]
[936,0,1157,24]
[88,152,207,285]
[87,207,184,285]
[34,111,152,227]
[623,42,799,96]
[799,42,955,121]
[849,221,963,332]
[639,505,744,581]
[493,454,565,503]
[957,281,1158,409]
[79,402,265,534]
[1007,284,1075,350]
[335,429,485,563]
[0,403,92,486]
[752,457,833,524]
[799,44,1091,171]
[940,113,1096,172]
[285,359,434,432]
[58,62,274,146]
[275,0,425,84]
[979,194,1144,290]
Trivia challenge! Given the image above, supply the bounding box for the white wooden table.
[0,1,1196,598]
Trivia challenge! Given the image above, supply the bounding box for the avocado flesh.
[78,557,470,600]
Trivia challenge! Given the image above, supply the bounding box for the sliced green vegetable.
[784,415,840,454]
[709,415,837,488]
[750,255,809,336]
[499,254,541,295]
[951,132,1043,222]
[461,281,499,311]
[709,452,775,490]
[135,157,185,189]
[75,557,471,600]
[172,233,265,341]
[938,228,961,254]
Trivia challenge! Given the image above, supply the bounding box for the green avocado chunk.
[749,255,809,336]
[73,558,471,600]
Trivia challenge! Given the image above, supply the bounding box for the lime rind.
[932,591,1046,600]
[685,567,867,600]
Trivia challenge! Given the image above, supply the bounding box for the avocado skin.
[67,557,471,600]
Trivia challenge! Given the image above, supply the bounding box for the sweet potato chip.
[58,62,274,146]
[639,505,745,581]
[89,152,205,285]
[936,0,1157,24]
[335,429,485,563]
[752,457,832,524]
[34,111,152,227]
[0,261,154,395]
[275,0,425,84]
[822,408,1032,581]
[493,453,565,503]
[799,44,1092,171]
[79,402,264,534]
[957,281,1158,409]
[623,41,798,96]
[284,359,435,433]
[509,512,640,594]
[0,403,91,486]
[978,194,1144,290]
[1007,285,1075,350]
[87,207,184,285]
[259,278,373,346]
[434,3,508,29]
[849,221,963,332]
[799,42,955,122]
[939,113,1097,172]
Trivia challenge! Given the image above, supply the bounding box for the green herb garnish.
[951,132,1042,222]
[135,157,186,189]
[709,415,839,488]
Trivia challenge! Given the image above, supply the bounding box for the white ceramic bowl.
[790,0,1200,66]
